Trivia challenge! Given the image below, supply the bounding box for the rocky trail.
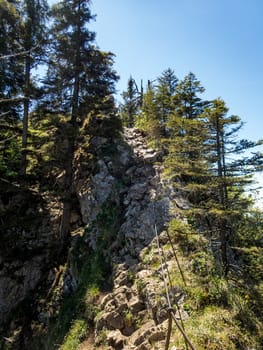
[78,128,187,350]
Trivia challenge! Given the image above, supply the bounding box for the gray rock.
[129,297,145,314]
[106,329,127,349]
[78,159,115,223]
[103,311,124,330]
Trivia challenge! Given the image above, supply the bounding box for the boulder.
[106,329,127,349]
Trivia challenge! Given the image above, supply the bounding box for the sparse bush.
[60,319,87,350]
[168,218,208,253]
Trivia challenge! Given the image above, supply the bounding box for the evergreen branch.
[0,123,22,133]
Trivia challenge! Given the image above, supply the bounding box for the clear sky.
[88,0,263,141]
[49,0,263,203]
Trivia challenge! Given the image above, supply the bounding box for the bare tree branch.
[0,49,30,60]
[0,44,40,60]
[0,96,28,104]
[0,135,17,144]
[0,177,21,189]
[0,111,11,118]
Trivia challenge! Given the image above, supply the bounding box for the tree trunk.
[20,54,31,176]
[59,136,74,246]
[59,1,81,245]
[215,115,230,275]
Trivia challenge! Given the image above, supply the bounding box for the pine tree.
[155,68,178,136]
[12,0,49,175]
[0,0,24,178]
[120,76,141,127]
[197,99,263,275]
[43,0,119,244]
[165,73,209,185]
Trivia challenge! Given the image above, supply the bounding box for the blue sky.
[88,0,263,141]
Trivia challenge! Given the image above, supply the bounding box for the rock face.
[74,128,185,349]
[0,127,185,349]
[76,127,174,258]
[0,190,61,328]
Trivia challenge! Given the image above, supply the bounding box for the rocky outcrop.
[92,230,187,350]
[1,126,185,349]
[0,190,61,329]
[74,128,185,349]
[76,128,175,258]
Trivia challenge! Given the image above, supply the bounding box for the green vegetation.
[42,254,102,349]
[1,1,263,349]
[40,200,119,350]
[60,319,87,350]
[124,67,263,283]
[166,215,263,349]
[173,306,253,350]
[122,211,263,349]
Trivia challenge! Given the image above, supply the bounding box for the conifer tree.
[0,0,23,113]
[135,85,163,148]
[201,99,263,274]
[43,0,119,244]
[155,68,178,136]
[0,0,24,178]
[135,69,178,141]
[165,73,209,185]
[175,72,208,120]
[165,80,262,275]
[46,0,94,244]
[120,76,141,127]
[15,0,48,175]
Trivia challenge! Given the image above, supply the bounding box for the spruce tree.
[135,69,178,142]
[165,73,209,185]
[155,68,178,136]
[0,0,24,178]
[203,99,262,274]
[135,85,163,148]
[182,98,263,275]
[0,0,23,113]
[120,76,141,127]
[20,0,48,175]
[43,0,119,244]
[175,72,208,120]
